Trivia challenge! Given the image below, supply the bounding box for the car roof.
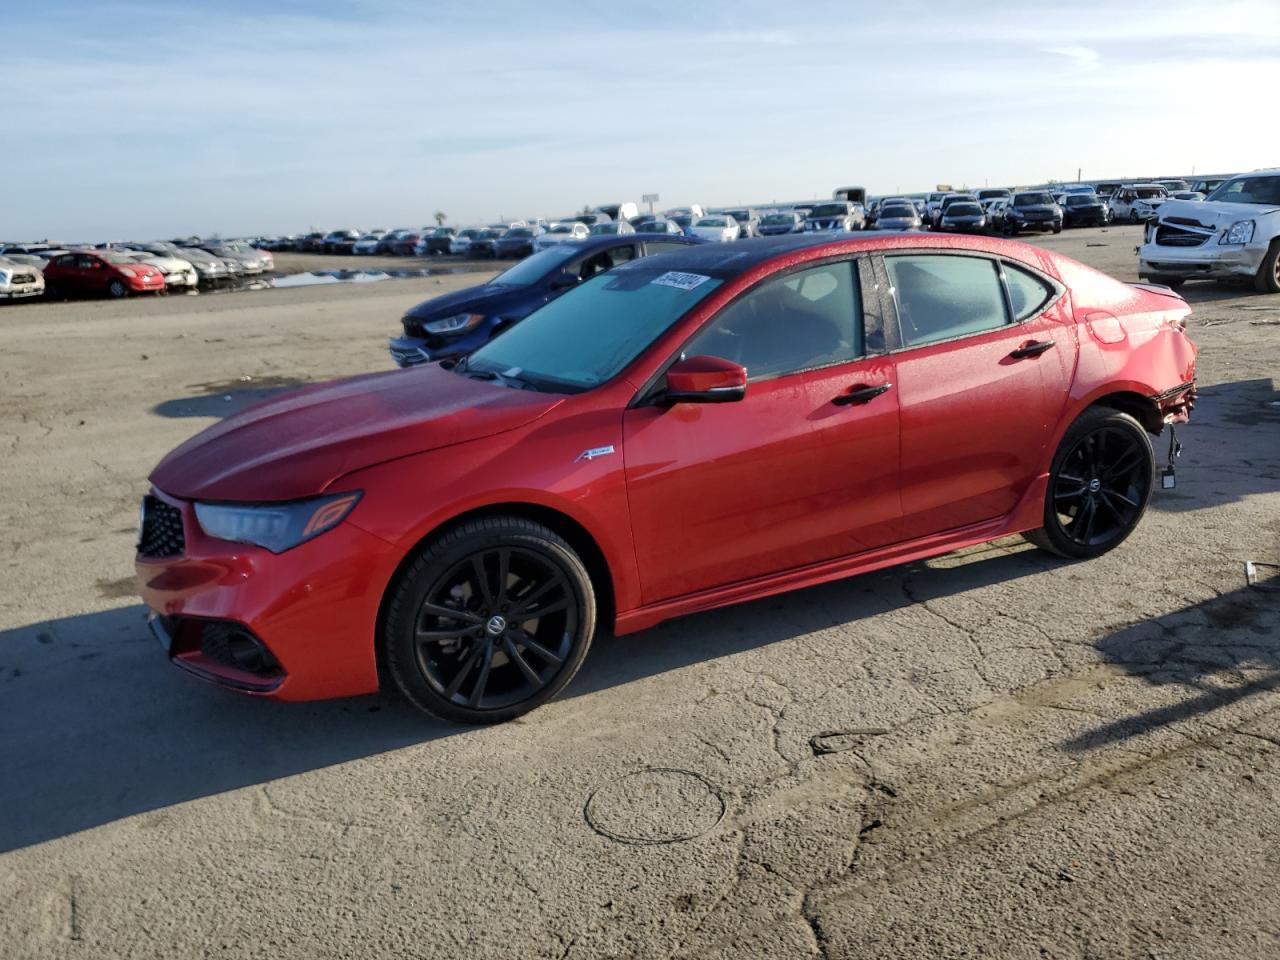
[612,232,1057,281]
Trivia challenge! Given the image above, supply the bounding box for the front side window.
[683,261,863,381]
[886,255,1009,347]
[1206,175,1280,206]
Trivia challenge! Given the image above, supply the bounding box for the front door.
[623,257,901,604]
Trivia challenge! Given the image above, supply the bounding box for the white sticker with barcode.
[650,271,711,291]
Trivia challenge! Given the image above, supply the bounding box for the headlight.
[1220,219,1255,245]
[423,312,484,335]
[194,492,360,553]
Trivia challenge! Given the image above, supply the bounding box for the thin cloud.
[1043,45,1102,69]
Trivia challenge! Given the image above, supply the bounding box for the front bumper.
[388,333,472,366]
[1139,240,1267,281]
[0,282,44,298]
[136,489,397,701]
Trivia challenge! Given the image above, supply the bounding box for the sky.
[8,0,1280,239]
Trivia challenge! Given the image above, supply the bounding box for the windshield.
[947,203,982,216]
[879,205,914,218]
[636,221,668,232]
[1135,187,1167,199]
[548,225,574,234]
[590,223,620,234]
[466,266,724,391]
[1205,175,1280,206]
[976,190,1008,200]
[505,228,532,238]
[696,218,728,227]
[808,204,848,218]
[1014,193,1054,206]
[478,230,502,239]
[101,252,137,264]
[761,214,795,225]
[670,215,692,227]
[1066,195,1093,206]
[491,245,579,285]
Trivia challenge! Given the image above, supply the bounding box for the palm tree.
[433,211,447,227]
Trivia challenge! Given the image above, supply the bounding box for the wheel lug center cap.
[485,615,507,636]
[1088,478,1101,493]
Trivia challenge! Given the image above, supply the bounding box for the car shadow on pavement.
[1148,377,1280,515]
[1059,581,1280,753]
[151,376,311,419]
[0,544,1053,853]
[0,604,439,854]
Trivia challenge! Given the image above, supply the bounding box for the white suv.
[1138,170,1280,293]
[1109,184,1169,222]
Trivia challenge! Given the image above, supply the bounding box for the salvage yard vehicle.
[353,231,387,254]
[1109,184,1169,223]
[418,227,456,255]
[1139,169,1280,293]
[138,232,1197,724]
[44,250,166,298]
[938,201,987,233]
[389,234,695,367]
[494,226,543,258]
[449,228,485,256]
[1060,193,1110,227]
[534,221,590,250]
[874,201,923,231]
[0,256,45,300]
[171,245,230,284]
[201,240,273,274]
[588,221,636,237]
[121,248,199,288]
[805,201,864,233]
[1004,191,1063,235]
[469,228,508,258]
[757,211,805,236]
[690,216,741,243]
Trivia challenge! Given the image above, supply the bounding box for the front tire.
[1254,240,1280,294]
[107,279,127,298]
[1024,407,1154,560]
[383,516,597,724]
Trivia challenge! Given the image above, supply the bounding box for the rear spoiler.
[1129,281,1185,300]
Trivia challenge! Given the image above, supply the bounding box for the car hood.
[1157,198,1278,227]
[151,364,564,502]
[404,283,526,322]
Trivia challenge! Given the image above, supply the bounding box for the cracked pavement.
[2,228,1279,959]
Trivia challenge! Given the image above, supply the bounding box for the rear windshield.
[947,203,982,216]
[879,205,915,217]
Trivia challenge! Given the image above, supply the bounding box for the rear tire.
[1024,407,1154,560]
[383,516,597,724]
[1254,240,1280,294]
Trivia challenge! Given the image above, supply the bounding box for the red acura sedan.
[44,250,166,298]
[137,234,1197,723]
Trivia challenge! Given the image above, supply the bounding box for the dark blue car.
[389,234,696,367]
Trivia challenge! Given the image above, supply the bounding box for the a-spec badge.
[575,445,616,462]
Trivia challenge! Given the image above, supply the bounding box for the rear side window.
[886,255,1008,347]
[1002,263,1056,320]
[684,260,863,381]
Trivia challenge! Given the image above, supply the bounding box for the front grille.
[139,496,185,558]
[12,273,35,284]
[1155,225,1211,247]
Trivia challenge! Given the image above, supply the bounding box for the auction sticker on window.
[650,271,712,291]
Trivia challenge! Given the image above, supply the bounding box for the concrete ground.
[1,225,1278,959]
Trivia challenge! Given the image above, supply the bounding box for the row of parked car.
[0,239,275,301]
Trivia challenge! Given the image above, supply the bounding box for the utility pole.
[1077,167,1081,184]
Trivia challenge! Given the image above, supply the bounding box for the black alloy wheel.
[1026,407,1154,559]
[384,517,595,723]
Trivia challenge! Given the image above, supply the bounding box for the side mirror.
[548,270,579,291]
[663,355,747,404]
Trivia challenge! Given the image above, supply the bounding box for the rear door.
[877,251,1075,539]
[623,256,901,603]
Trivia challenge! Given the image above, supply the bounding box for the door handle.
[832,383,893,406]
[1009,340,1056,359]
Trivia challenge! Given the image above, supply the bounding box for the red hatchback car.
[137,234,1197,723]
[45,250,166,298]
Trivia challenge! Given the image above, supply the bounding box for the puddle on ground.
[200,265,491,294]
